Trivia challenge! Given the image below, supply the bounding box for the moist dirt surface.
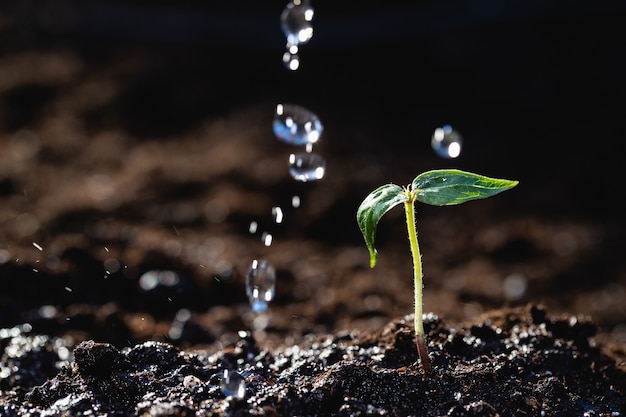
[0,2,626,416]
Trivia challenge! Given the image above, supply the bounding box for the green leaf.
[357,183,407,268]
[411,169,519,206]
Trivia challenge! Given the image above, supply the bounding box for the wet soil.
[0,2,626,416]
[2,304,625,416]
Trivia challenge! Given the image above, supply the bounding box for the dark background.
[0,1,625,349]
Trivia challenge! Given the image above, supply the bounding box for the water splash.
[431,125,463,159]
[273,103,323,146]
[221,369,246,400]
[245,259,276,313]
[288,152,326,182]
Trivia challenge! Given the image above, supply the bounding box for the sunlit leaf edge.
[411,169,519,206]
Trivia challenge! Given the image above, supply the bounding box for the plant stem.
[403,199,432,375]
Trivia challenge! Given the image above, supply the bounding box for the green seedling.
[357,169,518,374]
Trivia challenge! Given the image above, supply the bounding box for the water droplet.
[138,270,180,291]
[221,369,246,400]
[291,195,301,208]
[262,232,273,247]
[273,103,323,146]
[282,50,300,71]
[280,0,314,46]
[246,259,276,313]
[104,258,120,273]
[288,152,326,182]
[503,273,527,301]
[272,206,284,224]
[431,125,463,159]
[39,305,57,319]
[249,221,258,234]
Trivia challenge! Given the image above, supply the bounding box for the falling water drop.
[272,206,284,224]
[280,0,314,47]
[288,152,326,182]
[431,125,463,159]
[221,369,246,400]
[273,103,323,146]
[249,221,258,234]
[291,195,301,208]
[282,48,300,71]
[262,232,273,247]
[245,259,276,313]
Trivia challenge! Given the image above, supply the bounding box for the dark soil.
[1,304,625,416]
[1,2,626,416]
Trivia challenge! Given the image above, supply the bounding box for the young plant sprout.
[357,169,518,374]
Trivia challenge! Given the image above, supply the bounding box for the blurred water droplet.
[280,0,314,46]
[253,314,269,331]
[262,232,273,247]
[503,273,527,301]
[138,270,180,291]
[221,369,246,400]
[168,322,184,340]
[246,259,276,313]
[288,152,326,182]
[431,125,463,159]
[39,305,57,319]
[14,212,39,237]
[104,258,120,273]
[273,103,323,146]
[282,50,300,71]
[249,221,258,234]
[286,43,298,55]
[168,308,192,340]
[272,206,284,224]
[175,308,191,322]
[292,195,301,208]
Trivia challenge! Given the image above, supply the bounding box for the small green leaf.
[412,169,518,206]
[357,183,407,268]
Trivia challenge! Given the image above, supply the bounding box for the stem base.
[416,333,432,375]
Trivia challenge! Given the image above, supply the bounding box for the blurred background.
[0,0,625,350]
